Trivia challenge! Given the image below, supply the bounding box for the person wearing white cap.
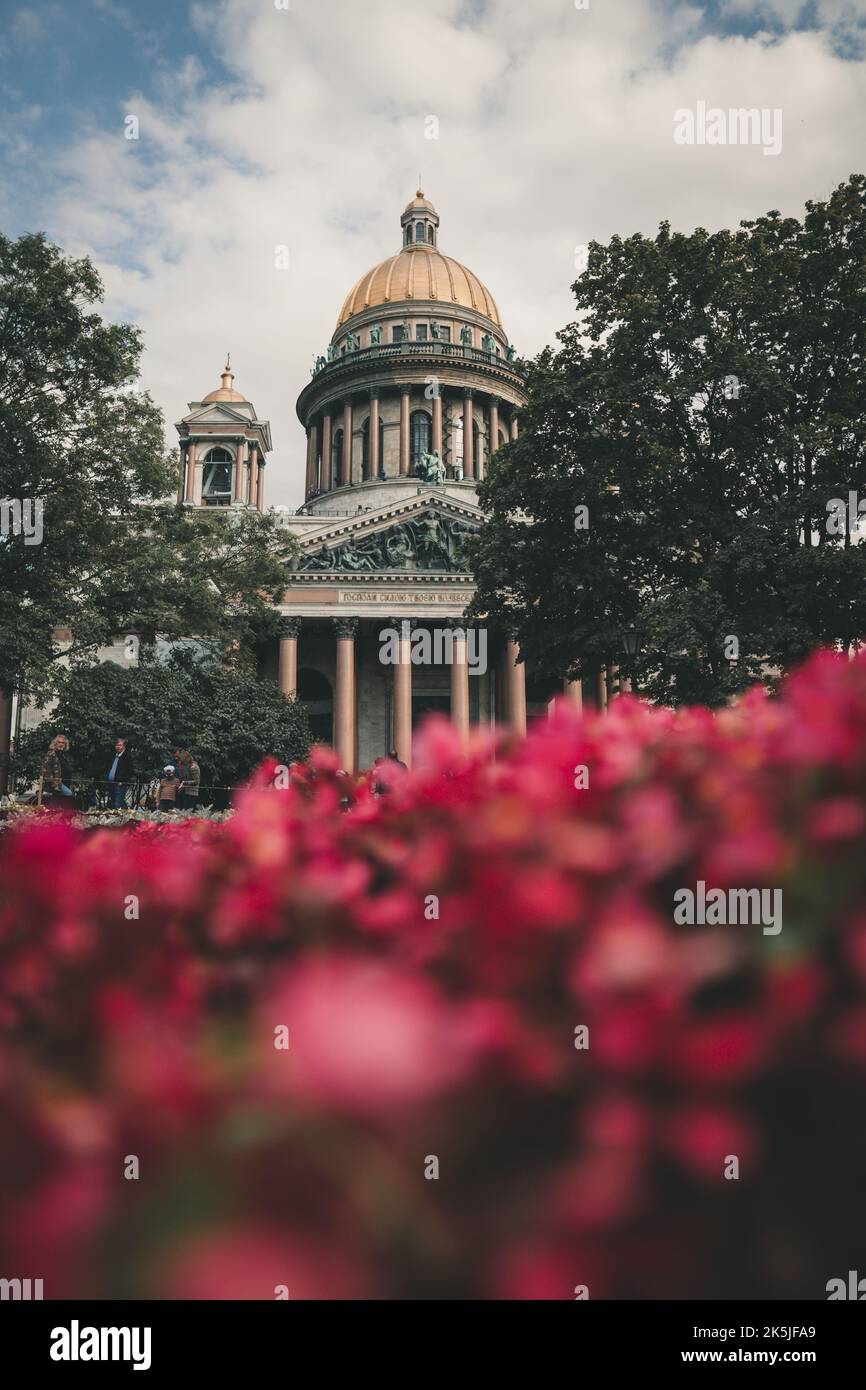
[157,764,179,811]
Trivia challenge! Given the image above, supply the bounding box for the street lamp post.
[621,623,640,694]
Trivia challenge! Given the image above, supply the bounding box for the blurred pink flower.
[162,1226,368,1300]
[0,647,865,1299]
[260,955,476,1114]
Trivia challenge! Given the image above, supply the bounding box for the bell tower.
[175,357,273,510]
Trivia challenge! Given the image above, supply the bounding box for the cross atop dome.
[401,187,439,249]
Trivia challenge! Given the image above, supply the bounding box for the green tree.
[0,232,295,786]
[14,654,311,801]
[471,175,866,705]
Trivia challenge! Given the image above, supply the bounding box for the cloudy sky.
[1,0,864,506]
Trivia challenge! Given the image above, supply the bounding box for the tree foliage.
[0,231,295,700]
[471,175,866,705]
[14,654,311,796]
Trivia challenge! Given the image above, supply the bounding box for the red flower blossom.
[0,648,865,1297]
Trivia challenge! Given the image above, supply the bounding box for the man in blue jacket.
[106,737,134,808]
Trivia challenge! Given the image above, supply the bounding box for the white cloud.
[32,0,866,506]
[11,7,49,45]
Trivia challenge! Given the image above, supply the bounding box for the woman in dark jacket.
[41,734,74,806]
[173,748,201,810]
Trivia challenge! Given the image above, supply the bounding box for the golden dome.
[336,190,502,332]
[337,245,502,329]
[203,356,247,404]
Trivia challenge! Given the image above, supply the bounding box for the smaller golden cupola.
[400,188,440,250]
[203,355,248,404]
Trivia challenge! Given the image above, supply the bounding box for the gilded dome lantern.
[400,189,440,249]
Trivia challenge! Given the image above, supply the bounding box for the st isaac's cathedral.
[176,191,586,771]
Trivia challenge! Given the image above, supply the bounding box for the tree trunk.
[0,686,13,796]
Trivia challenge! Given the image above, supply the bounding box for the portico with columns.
[273,610,529,776]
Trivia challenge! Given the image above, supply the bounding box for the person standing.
[157,765,179,812]
[171,749,188,808]
[106,737,134,809]
[40,734,74,807]
[173,748,200,811]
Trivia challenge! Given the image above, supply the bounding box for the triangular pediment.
[293,491,482,576]
[180,403,252,427]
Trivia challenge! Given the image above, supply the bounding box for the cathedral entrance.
[412,693,451,727]
[526,673,564,724]
[298,668,333,745]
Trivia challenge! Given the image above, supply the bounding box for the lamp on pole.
[621,622,640,694]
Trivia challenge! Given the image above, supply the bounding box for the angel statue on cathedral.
[415,451,445,485]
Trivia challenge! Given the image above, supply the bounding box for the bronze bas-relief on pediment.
[297,514,477,574]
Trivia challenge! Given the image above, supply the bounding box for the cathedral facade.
[177,191,585,771]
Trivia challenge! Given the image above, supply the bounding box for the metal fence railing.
[6,776,235,812]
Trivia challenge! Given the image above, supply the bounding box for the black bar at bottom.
[1,1299,860,1377]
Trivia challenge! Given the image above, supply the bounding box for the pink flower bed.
[1,649,866,1298]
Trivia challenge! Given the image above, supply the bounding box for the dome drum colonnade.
[299,360,521,501]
